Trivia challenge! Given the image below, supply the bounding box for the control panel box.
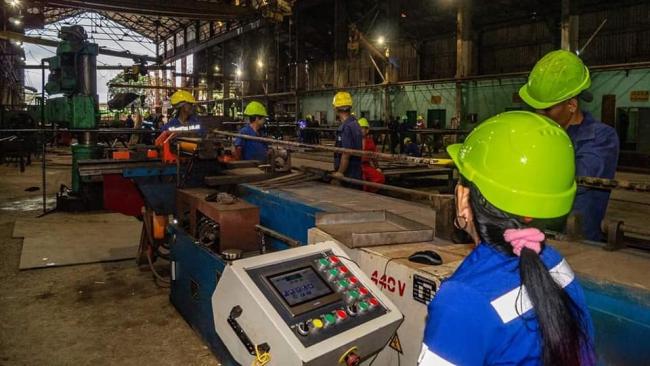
[212,241,403,366]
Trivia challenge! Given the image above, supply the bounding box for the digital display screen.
[268,267,333,307]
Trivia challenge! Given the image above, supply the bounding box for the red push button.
[336,309,348,320]
[349,276,359,285]
[369,297,379,307]
[359,287,369,297]
[338,266,349,274]
[329,255,340,265]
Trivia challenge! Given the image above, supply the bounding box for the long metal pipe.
[212,130,454,166]
[297,166,445,200]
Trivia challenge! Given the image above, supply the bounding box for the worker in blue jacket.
[420,111,595,366]
[331,91,362,185]
[519,50,619,241]
[234,101,269,162]
[162,90,203,135]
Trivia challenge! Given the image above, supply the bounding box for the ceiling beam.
[40,0,256,21]
[0,31,159,62]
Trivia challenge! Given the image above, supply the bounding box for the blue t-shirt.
[420,242,595,366]
[404,142,421,157]
[161,115,204,135]
[334,116,362,180]
[566,112,619,241]
[234,124,268,161]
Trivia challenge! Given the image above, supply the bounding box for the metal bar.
[108,83,203,90]
[297,166,443,199]
[0,128,159,134]
[255,224,301,248]
[41,59,47,214]
[0,31,158,62]
[579,19,607,55]
[20,65,173,70]
[42,0,254,20]
[576,176,650,193]
[212,130,455,167]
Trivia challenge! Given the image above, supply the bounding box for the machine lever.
[227,305,256,355]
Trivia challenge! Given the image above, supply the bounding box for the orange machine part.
[112,150,131,160]
[152,214,168,240]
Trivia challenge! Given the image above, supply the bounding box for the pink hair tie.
[503,228,545,256]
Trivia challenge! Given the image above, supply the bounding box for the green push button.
[318,258,329,269]
[358,301,369,311]
[349,290,360,299]
[338,279,349,288]
[323,313,336,325]
[328,268,340,278]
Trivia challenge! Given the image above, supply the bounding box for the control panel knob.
[357,301,370,313]
[296,321,310,336]
[336,309,348,322]
[326,268,340,281]
[336,279,350,292]
[346,303,359,317]
[345,289,360,303]
[323,313,336,327]
[316,258,330,271]
[358,286,369,298]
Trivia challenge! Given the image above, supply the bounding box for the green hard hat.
[244,101,268,117]
[447,111,576,219]
[358,117,370,128]
[519,50,591,109]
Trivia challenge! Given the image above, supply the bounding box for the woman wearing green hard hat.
[419,111,595,366]
[519,50,619,241]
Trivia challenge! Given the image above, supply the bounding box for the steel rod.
[297,166,444,200]
[255,224,301,248]
[212,130,454,166]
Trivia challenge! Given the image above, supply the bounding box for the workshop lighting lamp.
[256,59,264,69]
[6,0,21,7]
[377,35,385,46]
[235,68,242,77]
[214,65,220,72]
[9,16,22,26]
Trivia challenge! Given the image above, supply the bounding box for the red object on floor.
[103,174,145,217]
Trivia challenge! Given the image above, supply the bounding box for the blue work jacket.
[420,242,595,365]
[566,112,619,241]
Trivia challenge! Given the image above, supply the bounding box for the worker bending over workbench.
[520,50,619,241]
[331,91,362,186]
[234,101,269,162]
[419,111,595,365]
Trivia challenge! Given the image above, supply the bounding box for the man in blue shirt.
[331,91,362,185]
[519,50,619,241]
[162,90,203,135]
[234,101,269,162]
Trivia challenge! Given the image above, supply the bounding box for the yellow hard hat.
[404,137,412,144]
[417,115,424,120]
[358,117,370,128]
[332,91,353,109]
[244,101,268,117]
[170,90,197,107]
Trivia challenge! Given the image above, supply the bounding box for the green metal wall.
[299,68,650,128]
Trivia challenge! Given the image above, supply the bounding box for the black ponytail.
[465,181,592,366]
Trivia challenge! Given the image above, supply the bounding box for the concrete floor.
[0,153,219,365]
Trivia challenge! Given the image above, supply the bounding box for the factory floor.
[0,152,219,365]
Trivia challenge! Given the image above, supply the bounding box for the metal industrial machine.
[44,25,103,208]
[169,227,402,366]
